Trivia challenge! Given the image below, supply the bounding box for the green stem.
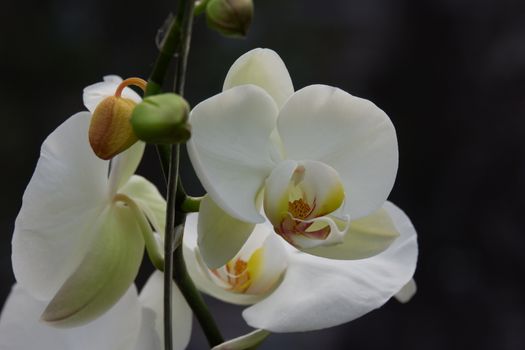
[172,227,224,346]
[164,144,180,350]
[146,0,224,349]
[157,2,191,350]
[170,0,224,347]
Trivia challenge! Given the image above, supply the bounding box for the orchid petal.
[120,175,166,235]
[243,201,417,332]
[12,112,109,300]
[278,85,398,220]
[187,85,280,223]
[243,230,288,295]
[108,141,146,195]
[223,48,294,108]
[139,271,192,350]
[301,206,399,260]
[0,284,142,350]
[83,75,142,113]
[212,329,270,350]
[41,202,144,327]
[395,278,417,303]
[183,214,265,305]
[263,160,298,226]
[198,195,255,269]
[131,308,161,350]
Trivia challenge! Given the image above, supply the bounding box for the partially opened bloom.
[184,201,418,332]
[188,48,402,268]
[11,76,166,326]
[0,272,192,350]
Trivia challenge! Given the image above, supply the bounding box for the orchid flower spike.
[0,272,192,350]
[11,76,166,327]
[187,48,407,269]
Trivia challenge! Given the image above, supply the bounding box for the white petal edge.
[12,112,109,300]
[223,48,294,108]
[198,195,255,269]
[120,175,167,235]
[212,329,270,350]
[242,201,418,332]
[139,271,193,350]
[108,141,146,195]
[278,85,398,220]
[187,85,280,223]
[0,284,141,350]
[394,278,417,303]
[83,75,142,113]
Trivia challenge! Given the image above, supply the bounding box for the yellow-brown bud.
[88,96,138,160]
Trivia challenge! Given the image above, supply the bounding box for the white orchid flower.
[183,201,417,332]
[11,76,166,326]
[187,48,403,269]
[0,272,192,350]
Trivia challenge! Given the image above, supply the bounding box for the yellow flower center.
[288,198,312,219]
[210,248,263,294]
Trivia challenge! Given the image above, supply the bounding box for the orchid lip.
[264,159,348,250]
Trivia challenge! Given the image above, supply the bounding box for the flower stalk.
[146,0,224,349]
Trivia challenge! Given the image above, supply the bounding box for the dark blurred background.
[1,0,525,349]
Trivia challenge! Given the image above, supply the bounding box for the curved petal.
[395,278,417,303]
[278,214,349,249]
[198,195,255,269]
[41,202,145,327]
[244,232,288,295]
[223,48,294,108]
[83,75,142,113]
[139,271,192,350]
[108,141,146,195]
[263,160,298,226]
[183,214,266,305]
[212,329,270,350]
[243,201,418,332]
[187,85,280,223]
[120,175,166,235]
[301,206,399,260]
[12,112,109,300]
[0,284,142,350]
[278,85,398,220]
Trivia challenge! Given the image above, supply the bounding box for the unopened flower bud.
[131,93,191,144]
[206,0,253,38]
[88,77,147,160]
[88,96,138,160]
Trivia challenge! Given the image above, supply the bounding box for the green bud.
[131,93,191,144]
[206,0,253,38]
